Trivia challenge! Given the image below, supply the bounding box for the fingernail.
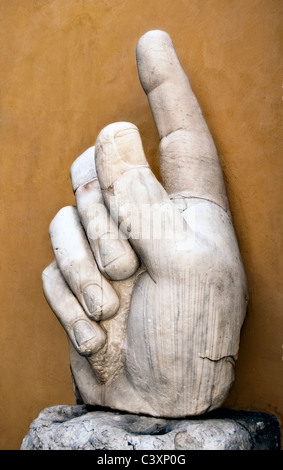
[114,126,147,166]
[73,320,96,347]
[98,237,140,280]
[73,320,106,355]
[98,238,126,268]
[83,284,104,316]
[96,123,149,189]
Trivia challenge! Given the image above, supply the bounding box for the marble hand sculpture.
[42,31,248,418]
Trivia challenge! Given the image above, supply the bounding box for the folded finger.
[42,260,106,356]
[71,147,140,281]
[49,205,119,321]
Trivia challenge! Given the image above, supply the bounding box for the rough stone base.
[21,405,280,450]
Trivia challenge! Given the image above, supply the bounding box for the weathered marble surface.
[42,31,248,417]
[21,405,280,450]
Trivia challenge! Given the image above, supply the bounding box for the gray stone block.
[21,405,281,450]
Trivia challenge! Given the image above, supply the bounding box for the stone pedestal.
[21,405,280,450]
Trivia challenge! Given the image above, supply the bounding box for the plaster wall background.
[0,0,282,449]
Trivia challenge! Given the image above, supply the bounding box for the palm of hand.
[43,31,247,417]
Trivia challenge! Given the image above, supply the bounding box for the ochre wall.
[0,0,282,449]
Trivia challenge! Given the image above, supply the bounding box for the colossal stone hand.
[42,31,248,417]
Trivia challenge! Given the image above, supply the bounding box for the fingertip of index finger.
[137,29,172,50]
[136,30,182,95]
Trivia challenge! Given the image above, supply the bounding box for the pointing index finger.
[136,30,228,210]
[137,30,201,139]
